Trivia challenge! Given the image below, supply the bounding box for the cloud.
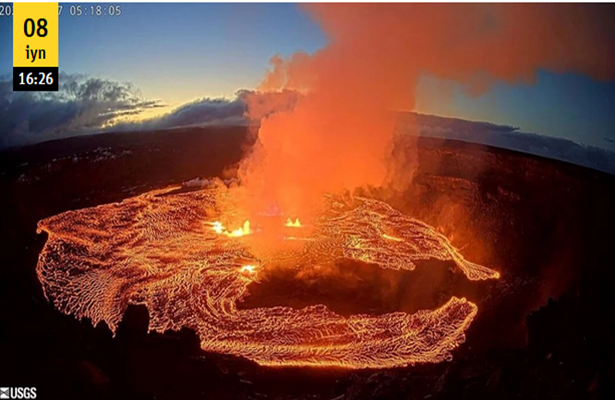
[0,73,163,148]
[112,89,301,133]
[0,73,302,149]
[111,96,247,132]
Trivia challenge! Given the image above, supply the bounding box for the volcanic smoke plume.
[239,4,615,217]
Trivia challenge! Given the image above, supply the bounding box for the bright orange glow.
[209,220,251,237]
[283,236,315,241]
[36,184,499,369]
[285,218,301,228]
[240,265,257,274]
[227,220,251,237]
[382,233,403,242]
[211,221,224,234]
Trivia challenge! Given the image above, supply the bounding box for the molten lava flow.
[240,265,257,274]
[36,184,499,369]
[209,220,251,237]
[382,234,404,242]
[285,218,301,228]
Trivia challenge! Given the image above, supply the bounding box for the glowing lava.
[209,220,251,237]
[240,264,257,274]
[285,218,302,228]
[36,183,499,369]
[382,233,404,242]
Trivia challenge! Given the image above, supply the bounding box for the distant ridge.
[2,113,614,176]
[396,112,615,176]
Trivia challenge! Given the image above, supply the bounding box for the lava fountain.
[36,180,498,369]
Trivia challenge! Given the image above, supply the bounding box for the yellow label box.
[13,2,59,67]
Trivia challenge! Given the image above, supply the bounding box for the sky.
[1,3,614,149]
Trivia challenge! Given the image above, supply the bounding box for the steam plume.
[239,4,615,216]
